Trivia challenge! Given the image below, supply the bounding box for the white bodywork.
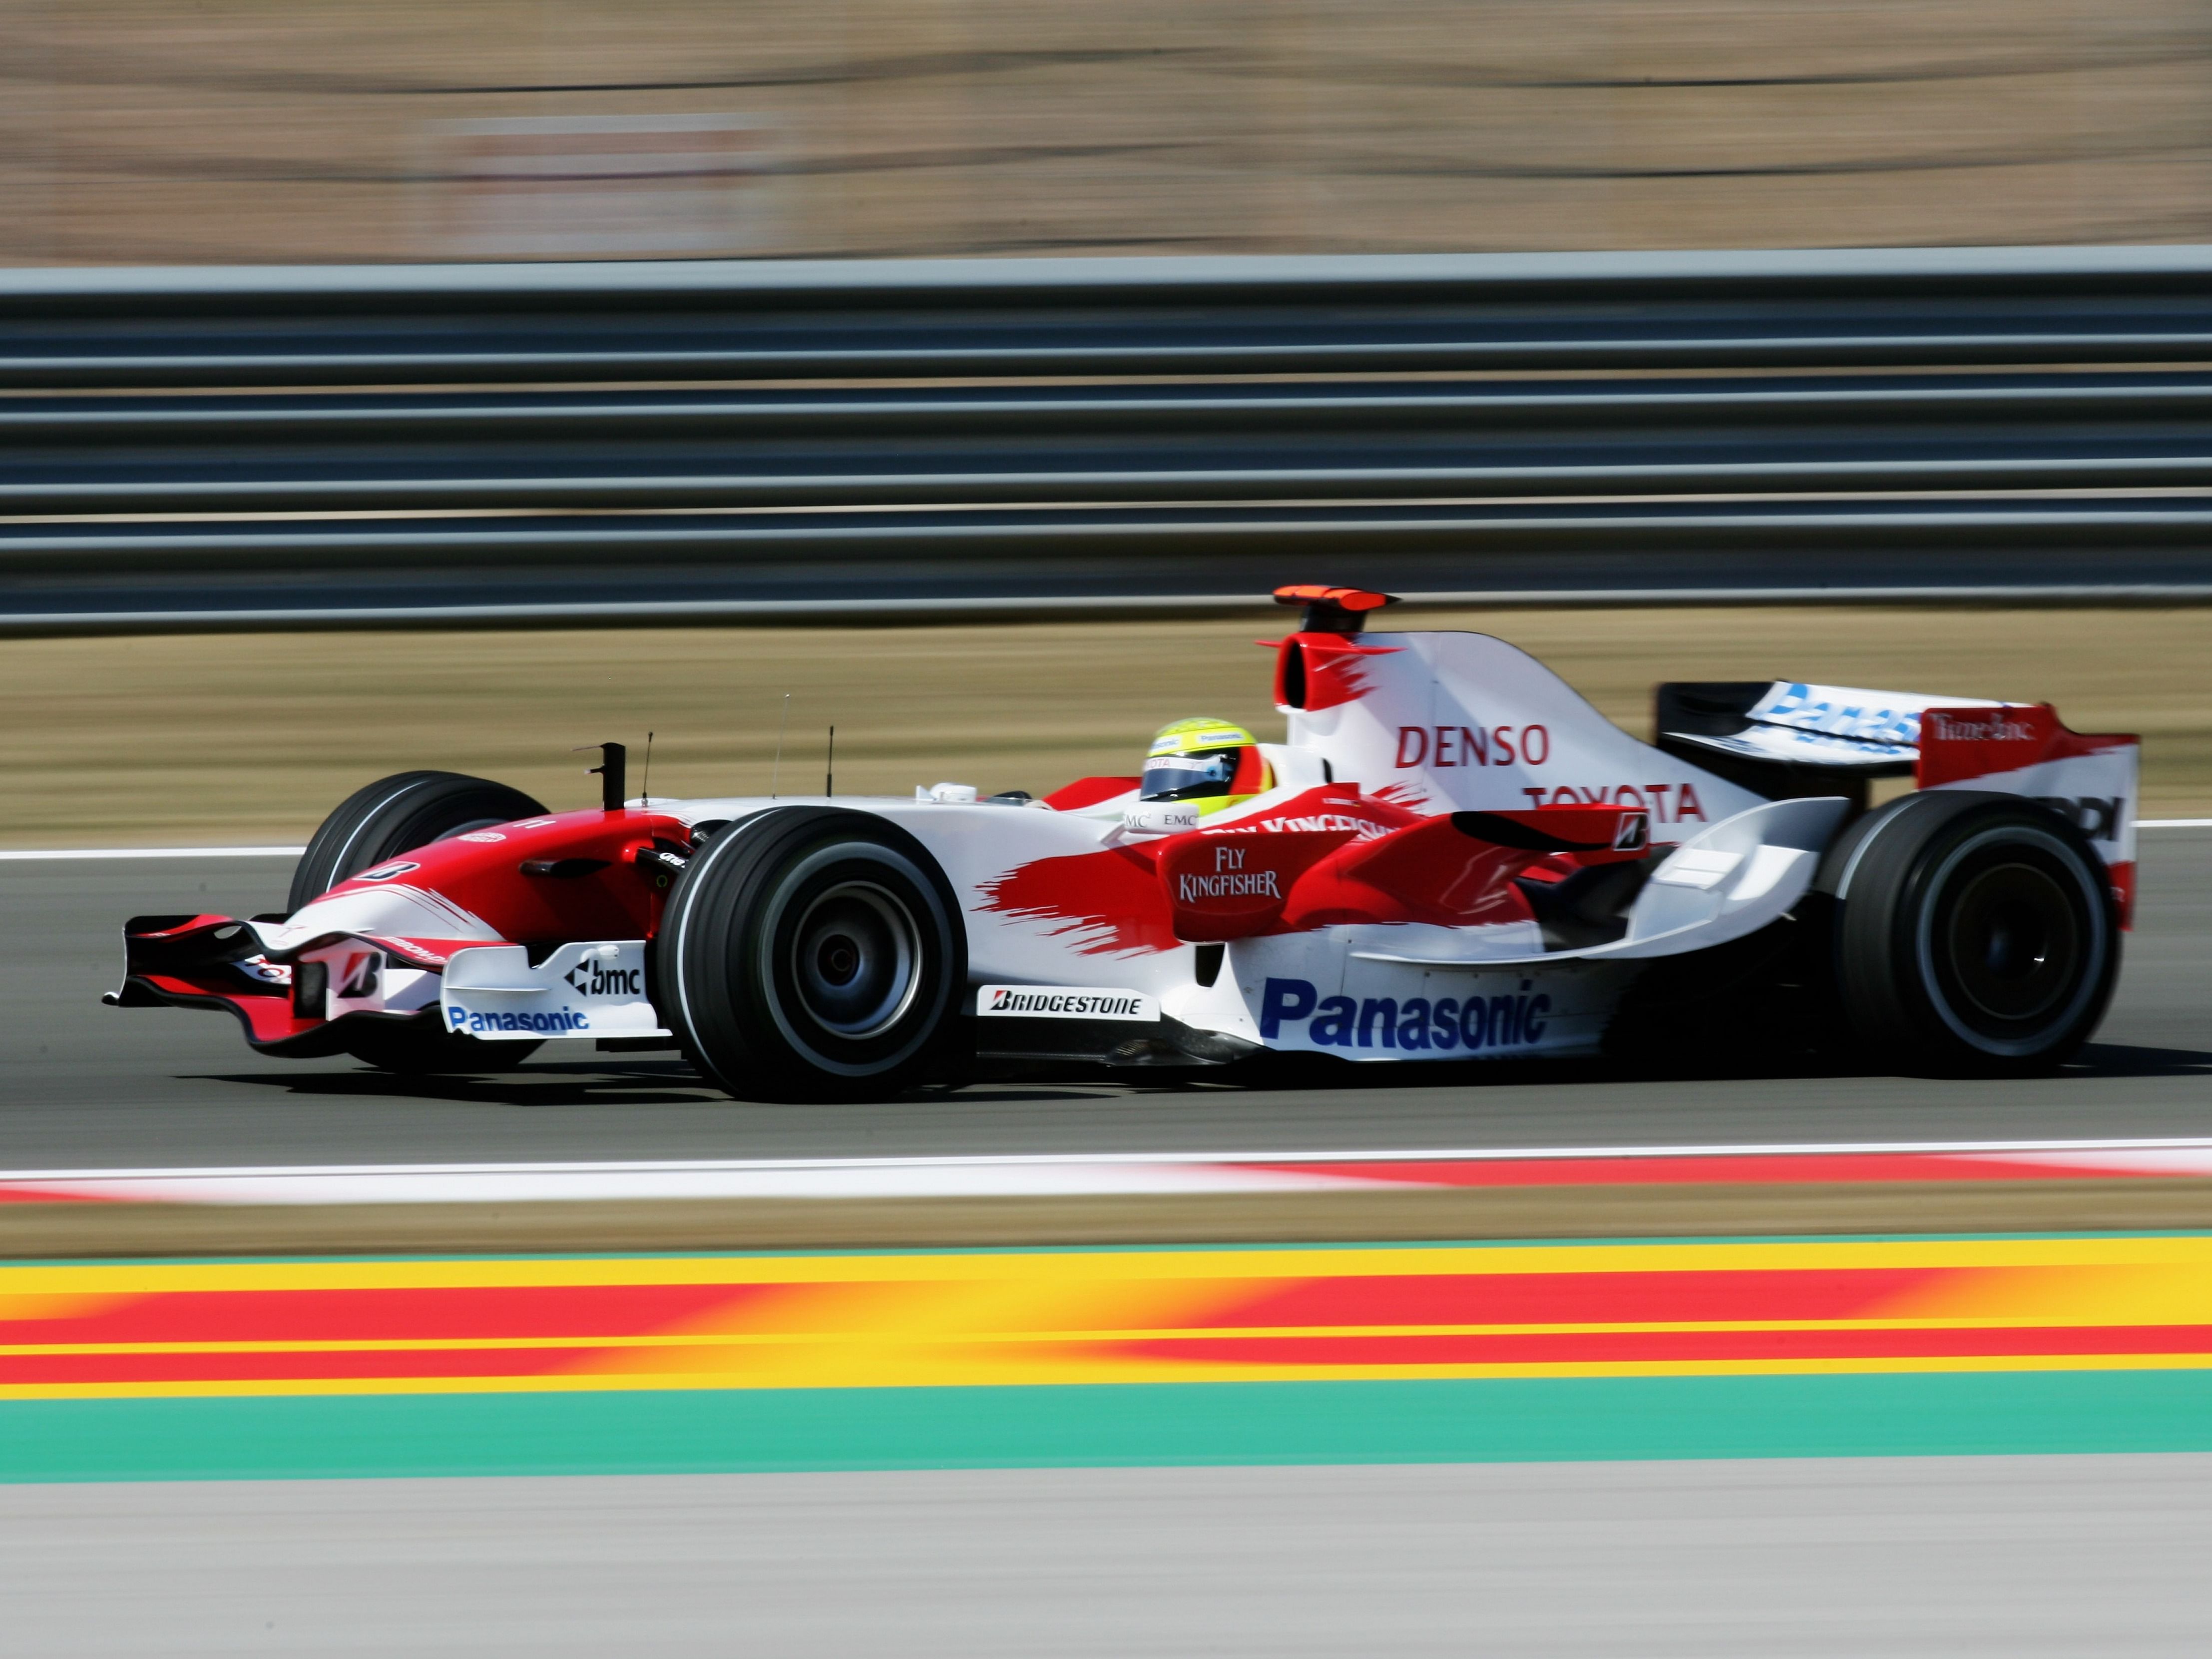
[275,627,2124,1068]
[1286,630,1768,828]
[630,630,1846,1063]
[442,940,670,1042]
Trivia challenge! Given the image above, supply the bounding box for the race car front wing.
[109,914,668,1055]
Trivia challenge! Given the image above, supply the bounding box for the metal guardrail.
[4,244,2212,632]
[10,586,2212,640]
[13,336,2212,388]
[5,456,2210,516]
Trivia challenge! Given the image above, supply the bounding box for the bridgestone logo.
[976,985,1159,1021]
[1176,869,1282,903]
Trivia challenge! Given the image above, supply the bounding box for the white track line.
[11,1138,2212,1204]
[8,1136,2212,1181]
[0,845,304,861]
[13,1136,2212,1182]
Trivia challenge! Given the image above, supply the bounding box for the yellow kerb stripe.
[4,1237,2212,1297]
[3,1352,2210,1403]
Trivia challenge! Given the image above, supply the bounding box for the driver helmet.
[1140,718,1272,816]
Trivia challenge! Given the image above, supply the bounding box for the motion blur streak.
[16,251,2212,625]
[3,1235,2212,1482]
[2,0,2208,262]
[7,831,2212,1166]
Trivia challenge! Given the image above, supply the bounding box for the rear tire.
[290,770,549,1074]
[659,807,965,1103]
[1828,791,2119,1075]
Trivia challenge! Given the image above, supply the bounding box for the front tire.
[1828,791,2119,1075]
[290,770,548,913]
[659,807,966,1103]
[290,770,549,1073]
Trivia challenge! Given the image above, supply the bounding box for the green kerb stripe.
[8,1372,2212,1484]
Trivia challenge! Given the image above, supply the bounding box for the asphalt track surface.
[4,829,2208,1168]
[7,1455,2211,1657]
[8,841,2211,1657]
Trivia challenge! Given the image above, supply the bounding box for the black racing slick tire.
[1825,790,2120,1076]
[659,807,966,1103]
[290,770,548,1074]
[288,771,548,914]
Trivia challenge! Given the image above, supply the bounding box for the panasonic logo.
[975,985,1160,1022]
[1258,976,1551,1053]
[445,1007,592,1035]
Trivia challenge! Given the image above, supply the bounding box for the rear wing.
[1919,703,2139,923]
[1658,680,2138,921]
[1657,680,1976,777]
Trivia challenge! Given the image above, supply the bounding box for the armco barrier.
[5,245,2212,631]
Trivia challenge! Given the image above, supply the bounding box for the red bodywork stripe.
[137,974,313,1044]
[1041,776,1141,812]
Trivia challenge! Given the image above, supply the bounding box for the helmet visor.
[1140,749,1241,802]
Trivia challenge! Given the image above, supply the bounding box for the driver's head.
[1140,718,1271,815]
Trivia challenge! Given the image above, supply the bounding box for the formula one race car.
[111,585,2138,1100]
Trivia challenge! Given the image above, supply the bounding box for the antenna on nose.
[770,693,791,798]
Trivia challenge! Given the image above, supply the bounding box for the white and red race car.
[112,585,2137,1099]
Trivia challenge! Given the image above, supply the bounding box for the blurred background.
[7,11,2212,1652]
[3,0,2210,264]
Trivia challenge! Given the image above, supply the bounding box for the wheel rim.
[787,881,921,1040]
[1917,825,2105,1055]
[738,832,955,1080]
[1941,861,2080,1025]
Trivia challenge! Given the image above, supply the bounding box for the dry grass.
[3,0,2209,263]
[0,605,2206,847]
[10,1179,2212,1256]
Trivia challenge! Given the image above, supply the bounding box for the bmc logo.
[1394,725,1550,769]
[564,959,643,997]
